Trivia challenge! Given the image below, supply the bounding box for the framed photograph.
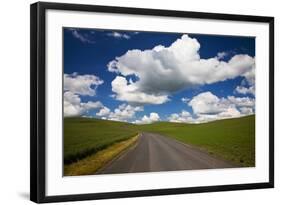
[30,2,274,203]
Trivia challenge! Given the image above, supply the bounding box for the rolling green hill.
[64,117,137,164]
[137,115,255,166]
[64,115,255,168]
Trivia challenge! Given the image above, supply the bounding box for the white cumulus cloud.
[168,110,193,123]
[178,91,255,123]
[64,91,103,117]
[99,104,143,122]
[109,104,143,121]
[63,73,105,117]
[111,76,169,105]
[108,34,255,105]
[240,107,254,115]
[134,112,160,124]
[188,92,227,115]
[64,73,103,96]
[227,96,255,108]
[235,85,255,96]
[96,106,111,117]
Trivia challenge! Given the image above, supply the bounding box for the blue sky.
[63,28,255,124]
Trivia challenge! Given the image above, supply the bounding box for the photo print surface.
[63,28,255,176]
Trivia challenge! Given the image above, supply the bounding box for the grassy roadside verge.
[64,135,138,176]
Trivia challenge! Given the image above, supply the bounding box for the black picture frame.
[30,2,274,203]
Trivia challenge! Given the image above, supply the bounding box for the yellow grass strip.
[64,134,138,176]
